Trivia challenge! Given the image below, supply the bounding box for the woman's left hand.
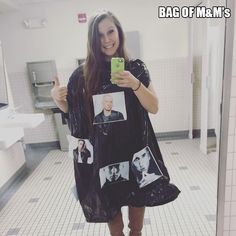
[111,71,140,90]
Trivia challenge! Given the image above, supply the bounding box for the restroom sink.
[0,113,45,128]
[0,127,24,150]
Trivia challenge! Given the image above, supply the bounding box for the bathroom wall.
[0,142,25,189]
[0,0,200,143]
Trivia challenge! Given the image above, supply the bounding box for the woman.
[73,139,91,164]
[51,10,180,236]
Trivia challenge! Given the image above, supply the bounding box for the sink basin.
[0,113,45,128]
[0,127,24,150]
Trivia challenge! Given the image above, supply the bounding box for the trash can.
[52,108,70,151]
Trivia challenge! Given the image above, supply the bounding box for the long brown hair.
[83,10,129,126]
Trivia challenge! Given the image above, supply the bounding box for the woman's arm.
[113,71,159,114]
[51,76,69,113]
[133,81,158,114]
[53,99,68,114]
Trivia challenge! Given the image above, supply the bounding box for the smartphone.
[111,57,125,84]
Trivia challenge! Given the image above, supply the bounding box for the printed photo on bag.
[131,146,163,188]
[66,135,93,164]
[92,92,127,125]
[99,161,129,188]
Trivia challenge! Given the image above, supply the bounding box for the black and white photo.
[93,92,127,124]
[67,135,93,164]
[131,146,163,188]
[99,161,129,188]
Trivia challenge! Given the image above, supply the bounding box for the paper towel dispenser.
[27,60,57,109]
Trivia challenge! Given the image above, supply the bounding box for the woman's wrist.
[132,80,142,91]
[54,99,68,113]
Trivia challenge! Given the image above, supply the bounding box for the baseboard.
[0,163,27,199]
[26,141,60,149]
[156,130,188,141]
[156,129,216,141]
[192,129,216,138]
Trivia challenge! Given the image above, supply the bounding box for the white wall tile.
[224,217,230,230]
[234,136,236,153]
[228,136,235,153]
[230,231,236,236]
[226,170,233,186]
[231,76,236,97]
[229,98,236,117]
[224,231,229,236]
[225,186,232,201]
[230,216,236,230]
[233,170,236,186]
[225,202,231,216]
[229,117,236,135]
[8,72,58,144]
[232,186,236,201]
[231,202,236,216]
[147,58,190,133]
[234,153,236,169]
[232,58,236,76]
[227,153,234,170]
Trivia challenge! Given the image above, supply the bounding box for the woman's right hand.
[51,76,68,102]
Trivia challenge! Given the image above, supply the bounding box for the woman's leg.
[128,206,145,236]
[107,210,125,236]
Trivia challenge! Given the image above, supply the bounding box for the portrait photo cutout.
[131,146,163,188]
[99,161,129,188]
[92,91,127,125]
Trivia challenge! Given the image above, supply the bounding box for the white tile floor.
[0,138,218,236]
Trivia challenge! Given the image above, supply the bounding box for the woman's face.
[98,17,120,59]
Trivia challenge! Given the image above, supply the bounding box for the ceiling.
[12,0,59,4]
[0,0,64,13]
[0,0,18,13]
[2,0,205,8]
[1,0,222,14]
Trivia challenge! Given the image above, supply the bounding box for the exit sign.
[78,13,87,23]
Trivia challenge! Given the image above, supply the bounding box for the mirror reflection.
[0,0,228,235]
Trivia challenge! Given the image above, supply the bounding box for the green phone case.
[111,57,125,84]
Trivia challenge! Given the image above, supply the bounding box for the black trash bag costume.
[66,59,181,223]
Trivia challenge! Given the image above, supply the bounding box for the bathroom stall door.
[190,11,207,153]
[191,0,225,155]
[207,23,225,156]
[199,17,210,154]
[190,1,211,154]
[188,18,194,139]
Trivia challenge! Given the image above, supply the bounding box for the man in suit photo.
[73,139,91,164]
[94,94,124,124]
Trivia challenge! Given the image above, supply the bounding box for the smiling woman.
[51,9,180,236]
[98,18,120,59]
